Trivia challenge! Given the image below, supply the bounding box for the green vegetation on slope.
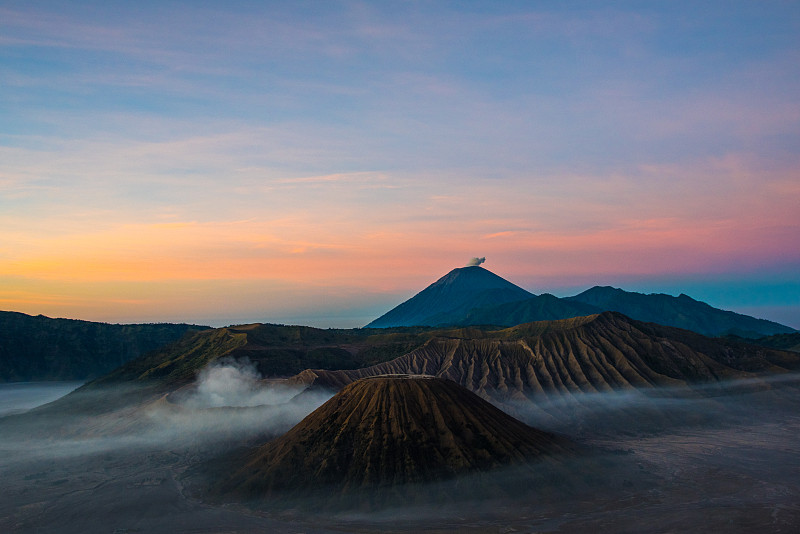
[85,323,437,392]
[88,327,248,388]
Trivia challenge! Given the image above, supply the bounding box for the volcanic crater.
[211,375,577,506]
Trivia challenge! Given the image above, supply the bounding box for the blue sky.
[1,1,799,328]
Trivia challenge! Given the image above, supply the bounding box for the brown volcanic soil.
[292,312,800,404]
[213,376,575,504]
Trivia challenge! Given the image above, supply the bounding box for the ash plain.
[1,372,799,534]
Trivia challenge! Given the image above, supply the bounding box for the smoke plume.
[187,357,308,408]
[466,257,486,267]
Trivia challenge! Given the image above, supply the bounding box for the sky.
[1,0,799,329]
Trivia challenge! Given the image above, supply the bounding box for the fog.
[0,359,332,464]
[2,370,800,533]
[185,357,309,408]
[495,372,800,438]
[0,381,83,417]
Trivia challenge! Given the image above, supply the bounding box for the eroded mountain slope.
[212,376,575,503]
[293,312,800,404]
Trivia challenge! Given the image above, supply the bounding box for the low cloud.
[0,360,334,462]
[187,358,303,409]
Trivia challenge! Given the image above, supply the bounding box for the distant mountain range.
[0,311,205,382]
[566,286,794,338]
[2,266,794,384]
[366,266,796,338]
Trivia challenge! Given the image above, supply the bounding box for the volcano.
[365,265,533,327]
[213,376,574,502]
[365,266,796,336]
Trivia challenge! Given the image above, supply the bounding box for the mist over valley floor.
[0,382,83,418]
[2,360,800,532]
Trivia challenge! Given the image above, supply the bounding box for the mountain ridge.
[0,311,206,382]
[291,312,800,405]
[365,266,795,338]
[567,285,795,337]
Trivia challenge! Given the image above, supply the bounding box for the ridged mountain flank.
[365,266,533,328]
[295,312,800,405]
[212,376,574,503]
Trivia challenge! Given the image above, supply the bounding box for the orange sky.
[2,2,799,328]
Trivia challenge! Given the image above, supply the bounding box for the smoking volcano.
[212,375,576,507]
[365,265,534,328]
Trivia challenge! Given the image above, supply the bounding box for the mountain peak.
[435,265,515,288]
[212,376,573,502]
[366,266,533,328]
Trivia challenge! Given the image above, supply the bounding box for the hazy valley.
[2,370,800,533]
[2,266,799,533]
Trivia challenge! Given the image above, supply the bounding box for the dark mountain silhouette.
[566,286,795,338]
[212,376,575,503]
[364,266,795,338]
[729,332,800,353]
[0,311,205,382]
[292,312,800,406]
[460,292,602,326]
[365,266,532,328]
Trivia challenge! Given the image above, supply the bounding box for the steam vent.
[214,376,575,504]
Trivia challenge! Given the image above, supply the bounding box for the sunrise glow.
[1,1,798,328]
